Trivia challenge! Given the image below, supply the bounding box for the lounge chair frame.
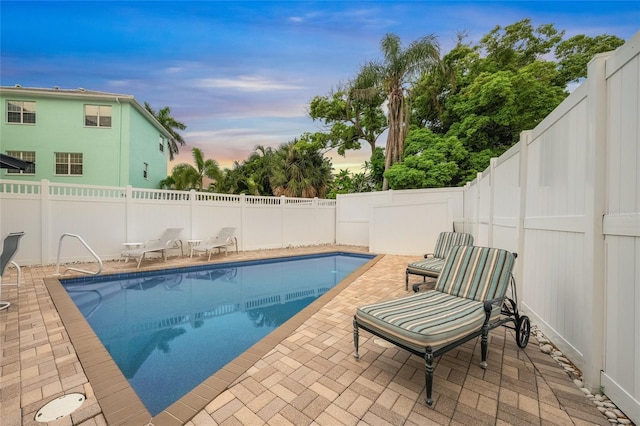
[1,231,25,311]
[354,246,530,406]
[191,227,238,261]
[120,228,184,268]
[405,231,474,290]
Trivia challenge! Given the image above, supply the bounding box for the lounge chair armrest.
[483,296,506,324]
[423,253,434,259]
[483,297,505,313]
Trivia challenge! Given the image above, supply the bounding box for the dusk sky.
[2,1,639,173]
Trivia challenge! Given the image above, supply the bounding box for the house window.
[55,153,83,175]
[143,162,148,179]
[159,137,165,152]
[84,105,112,128]
[5,151,35,174]
[7,101,36,124]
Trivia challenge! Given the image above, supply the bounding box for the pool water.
[61,252,373,415]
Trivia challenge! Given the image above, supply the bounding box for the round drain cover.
[35,393,85,422]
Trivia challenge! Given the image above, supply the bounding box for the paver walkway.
[0,246,612,425]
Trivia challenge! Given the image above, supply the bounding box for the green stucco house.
[0,86,171,188]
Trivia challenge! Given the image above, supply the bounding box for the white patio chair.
[121,228,184,268]
[191,227,238,261]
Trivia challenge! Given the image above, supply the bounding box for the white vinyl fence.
[0,180,336,265]
[336,188,464,255]
[460,32,640,423]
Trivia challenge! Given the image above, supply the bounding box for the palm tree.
[167,163,200,190]
[191,147,222,190]
[270,140,332,198]
[144,102,186,160]
[160,148,221,191]
[354,33,441,190]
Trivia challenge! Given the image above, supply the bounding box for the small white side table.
[187,239,202,258]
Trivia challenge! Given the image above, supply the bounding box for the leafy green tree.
[385,127,467,189]
[448,60,565,154]
[244,145,276,195]
[191,147,222,190]
[309,86,387,158]
[160,147,221,191]
[478,19,564,72]
[409,20,576,182]
[217,145,276,195]
[354,33,442,190]
[144,102,187,160]
[326,148,384,198]
[158,175,176,190]
[165,163,200,190]
[217,161,260,195]
[270,138,333,198]
[555,34,625,85]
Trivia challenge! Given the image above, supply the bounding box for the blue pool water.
[61,252,373,416]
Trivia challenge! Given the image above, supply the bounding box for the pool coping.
[45,251,383,426]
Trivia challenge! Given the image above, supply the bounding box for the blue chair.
[1,231,25,311]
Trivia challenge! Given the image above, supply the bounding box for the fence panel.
[520,83,592,373]
[476,170,491,246]
[0,181,336,264]
[492,144,521,253]
[601,33,640,423]
[336,189,463,252]
[462,180,477,236]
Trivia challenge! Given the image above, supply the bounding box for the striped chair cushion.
[406,257,446,277]
[432,232,474,259]
[355,291,495,353]
[435,246,514,302]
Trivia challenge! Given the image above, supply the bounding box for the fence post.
[40,179,50,264]
[462,182,470,234]
[582,52,609,392]
[240,194,246,251]
[516,131,531,299]
[190,189,197,239]
[125,185,133,241]
[488,158,497,247]
[280,195,286,248]
[313,197,319,245]
[476,172,482,243]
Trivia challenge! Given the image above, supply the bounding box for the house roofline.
[0,86,174,140]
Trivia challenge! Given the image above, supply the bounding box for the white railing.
[0,183,336,265]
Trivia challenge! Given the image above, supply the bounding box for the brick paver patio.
[0,246,611,425]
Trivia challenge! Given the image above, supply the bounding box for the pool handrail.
[55,233,103,276]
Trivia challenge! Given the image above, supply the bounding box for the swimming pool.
[60,252,375,416]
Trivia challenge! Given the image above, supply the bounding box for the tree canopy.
[158,20,625,196]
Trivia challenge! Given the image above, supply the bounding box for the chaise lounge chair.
[354,245,530,406]
[191,227,238,261]
[121,228,184,268]
[405,231,474,290]
[1,231,25,311]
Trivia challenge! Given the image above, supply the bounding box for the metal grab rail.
[54,233,103,276]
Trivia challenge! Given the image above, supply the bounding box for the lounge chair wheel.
[516,315,531,348]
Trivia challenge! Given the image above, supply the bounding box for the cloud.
[194,76,304,92]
